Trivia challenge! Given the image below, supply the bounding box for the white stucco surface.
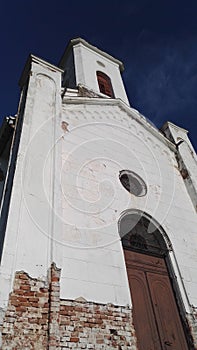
[58,99,197,308]
[0,58,63,311]
[0,42,197,320]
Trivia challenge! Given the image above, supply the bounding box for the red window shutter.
[97,71,114,98]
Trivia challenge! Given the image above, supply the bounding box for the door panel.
[124,250,188,350]
[128,268,162,350]
[147,272,188,350]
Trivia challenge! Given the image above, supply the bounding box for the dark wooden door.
[124,250,188,350]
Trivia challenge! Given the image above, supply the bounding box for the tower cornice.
[59,37,124,72]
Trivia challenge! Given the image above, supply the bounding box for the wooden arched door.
[121,214,188,350]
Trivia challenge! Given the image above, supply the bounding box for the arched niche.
[118,209,172,257]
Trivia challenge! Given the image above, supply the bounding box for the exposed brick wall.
[188,307,197,349]
[59,300,136,349]
[1,264,137,349]
[48,263,61,349]
[1,271,49,350]
[2,263,197,349]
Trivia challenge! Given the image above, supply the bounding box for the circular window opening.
[119,170,147,197]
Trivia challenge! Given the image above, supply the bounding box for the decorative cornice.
[63,96,176,152]
[19,54,63,88]
[161,121,188,134]
[59,37,124,72]
[62,93,176,152]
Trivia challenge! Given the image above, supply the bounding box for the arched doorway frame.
[118,209,192,348]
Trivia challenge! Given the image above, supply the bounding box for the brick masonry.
[1,270,49,350]
[188,307,197,349]
[2,263,197,349]
[1,264,137,349]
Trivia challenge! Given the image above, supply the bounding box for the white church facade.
[0,38,197,349]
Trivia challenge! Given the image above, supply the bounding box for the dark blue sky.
[1,0,197,149]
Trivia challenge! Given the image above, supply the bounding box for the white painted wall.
[0,45,197,324]
[162,122,197,212]
[0,57,63,313]
[58,99,197,309]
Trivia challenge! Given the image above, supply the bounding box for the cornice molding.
[19,54,63,88]
[59,37,124,72]
[62,94,176,152]
[162,121,188,134]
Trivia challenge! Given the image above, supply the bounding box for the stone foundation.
[1,264,137,349]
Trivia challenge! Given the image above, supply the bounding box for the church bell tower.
[59,37,130,104]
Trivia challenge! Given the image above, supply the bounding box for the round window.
[119,170,147,197]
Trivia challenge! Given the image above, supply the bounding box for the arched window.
[96,71,114,98]
[119,211,169,257]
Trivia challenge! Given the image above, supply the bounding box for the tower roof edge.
[59,37,125,72]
